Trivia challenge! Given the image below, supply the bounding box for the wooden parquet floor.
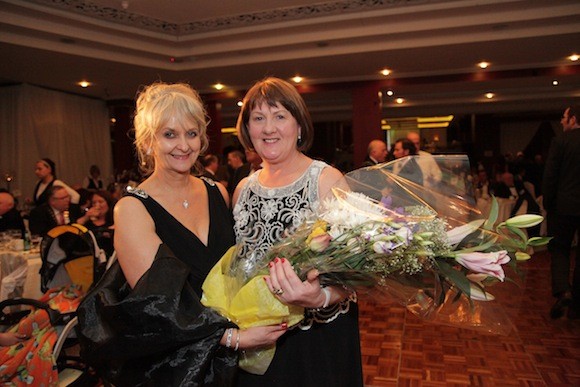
[359,249,580,386]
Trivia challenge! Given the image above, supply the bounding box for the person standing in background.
[361,139,388,167]
[83,164,104,191]
[227,149,251,195]
[542,105,580,320]
[32,158,80,206]
[407,131,442,188]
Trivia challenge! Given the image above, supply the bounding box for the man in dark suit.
[227,149,251,195]
[29,185,82,236]
[542,105,580,320]
[0,191,25,235]
[361,139,388,167]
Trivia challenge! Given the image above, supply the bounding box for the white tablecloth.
[0,249,43,302]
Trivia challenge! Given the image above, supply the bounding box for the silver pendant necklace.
[182,199,189,209]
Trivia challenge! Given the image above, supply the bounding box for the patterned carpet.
[359,249,580,386]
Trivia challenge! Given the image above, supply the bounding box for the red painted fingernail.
[268,262,273,268]
[275,258,280,263]
[281,323,288,329]
[281,258,286,263]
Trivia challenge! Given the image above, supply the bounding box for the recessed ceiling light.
[552,80,559,86]
[485,92,494,99]
[214,83,224,91]
[237,100,243,107]
[396,98,404,104]
[478,61,490,69]
[380,69,391,76]
[569,54,579,62]
[77,80,91,88]
[386,90,394,96]
[292,76,303,83]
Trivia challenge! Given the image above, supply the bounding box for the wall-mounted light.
[214,83,225,91]
[386,90,394,96]
[292,76,303,83]
[380,69,391,76]
[552,80,559,86]
[77,80,91,88]
[237,100,243,107]
[569,54,579,62]
[396,98,404,104]
[478,61,490,69]
[485,92,494,99]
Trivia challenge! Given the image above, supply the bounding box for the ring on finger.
[273,288,284,296]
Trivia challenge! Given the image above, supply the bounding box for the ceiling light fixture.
[380,69,391,76]
[485,92,494,99]
[478,61,490,69]
[569,54,579,62]
[292,76,303,83]
[386,90,394,96]
[396,98,404,104]
[237,100,243,107]
[77,80,91,88]
[552,80,559,86]
[214,83,224,91]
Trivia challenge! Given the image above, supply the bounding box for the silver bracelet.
[321,286,331,309]
[234,329,240,351]
[225,328,233,348]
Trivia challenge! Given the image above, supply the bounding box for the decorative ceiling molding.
[27,0,442,34]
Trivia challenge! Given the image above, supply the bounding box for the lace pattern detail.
[233,160,355,326]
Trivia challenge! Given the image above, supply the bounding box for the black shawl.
[76,244,237,386]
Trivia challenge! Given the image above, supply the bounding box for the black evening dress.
[77,178,238,386]
[233,161,364,387]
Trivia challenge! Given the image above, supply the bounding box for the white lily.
[505,214,543,228]
[446,219,485,245]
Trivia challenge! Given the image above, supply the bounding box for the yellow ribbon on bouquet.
[201,246,304,374]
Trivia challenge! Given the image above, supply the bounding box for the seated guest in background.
[227,149,251,195]
[361,139,388,167]
[0,191,25,235]
[83,164,104,191]
[32,158,80,206]
[29,185,81,236]
[77,190,116,256]
[491,171,517,199]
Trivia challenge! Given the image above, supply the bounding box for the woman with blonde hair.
[78,82,286,385]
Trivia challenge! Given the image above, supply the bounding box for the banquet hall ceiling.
[1,0,579,123]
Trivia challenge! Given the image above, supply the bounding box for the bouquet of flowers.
[201,155,549,374]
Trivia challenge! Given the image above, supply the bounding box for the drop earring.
[297,132,302,144]
[146,147,152,155]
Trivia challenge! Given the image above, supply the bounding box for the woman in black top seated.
[76,190,115,257]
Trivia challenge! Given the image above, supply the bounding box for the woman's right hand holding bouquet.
[265,257,347,309]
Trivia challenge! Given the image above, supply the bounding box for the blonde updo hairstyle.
[133,82,209,175]
[236,77,314,152]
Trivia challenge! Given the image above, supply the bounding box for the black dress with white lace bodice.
[233,160,363,387]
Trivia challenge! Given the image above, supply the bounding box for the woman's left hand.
[265,257,327,309]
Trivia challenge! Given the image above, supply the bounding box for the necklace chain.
[182,199,189,209]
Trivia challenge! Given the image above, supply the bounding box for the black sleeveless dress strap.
[125,177,235,296]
